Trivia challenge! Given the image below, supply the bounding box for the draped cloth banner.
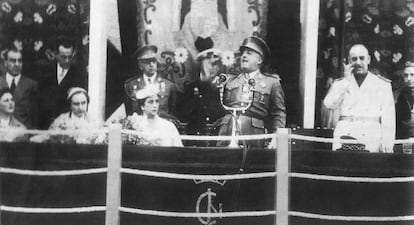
[135,0,268,91]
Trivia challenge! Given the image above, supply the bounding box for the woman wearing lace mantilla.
[129,84,183,147]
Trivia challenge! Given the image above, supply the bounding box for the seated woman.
[49,87,99,130]
[31,87,102,143]
[0,88,27,142]
[129,85,183,147]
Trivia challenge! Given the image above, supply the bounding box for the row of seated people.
[1,38,86,131]
[0,85,183,147]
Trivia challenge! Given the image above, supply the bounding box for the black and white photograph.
[0,0,413,224]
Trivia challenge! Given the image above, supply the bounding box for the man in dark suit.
[217,36,286,148]
[396,62,414,139]
[124,45,177,120]
[0,47,39,128]
[38,38,87,129]
[177,37,226,145]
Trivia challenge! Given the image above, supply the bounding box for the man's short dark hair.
[56,36,75,50]
[0,88,13,99]
[3,46,22,60]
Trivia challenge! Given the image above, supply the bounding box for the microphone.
[218,73,229,84]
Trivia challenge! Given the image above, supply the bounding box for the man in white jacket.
[323,44,395,153]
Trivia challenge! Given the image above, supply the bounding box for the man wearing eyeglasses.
[124,45,177,120]
[324,44,395,153]
[38,37,87,129]
[0,47,39,128]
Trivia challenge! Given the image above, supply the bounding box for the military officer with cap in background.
[178,37,226,146]
[124,45,178,122]
[217,36,286,148]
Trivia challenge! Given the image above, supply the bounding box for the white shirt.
[323,72,395,152]
[6,73,21,88]
[143,73,157,86]
[57,64,68,85]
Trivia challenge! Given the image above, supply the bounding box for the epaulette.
[123,76,140,100]
[124,75,140,84]
[263,72,281,81]
[376,74,391,83]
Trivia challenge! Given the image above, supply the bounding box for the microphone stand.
[218,74,255,148]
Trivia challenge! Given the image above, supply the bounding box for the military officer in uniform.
[323,44,395,153]
[217,36,286,148]
[178,37,226,145]
[124,45,178,121]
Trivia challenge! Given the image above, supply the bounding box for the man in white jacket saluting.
[323,44,395,153]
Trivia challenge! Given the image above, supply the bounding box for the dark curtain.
[0,0,89,80]
[266,0,302,127]
[105,0,140,118]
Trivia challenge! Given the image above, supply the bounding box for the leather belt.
[339,115,380,123]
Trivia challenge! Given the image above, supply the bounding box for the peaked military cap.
[133,45,158,60]
[195,37,222,61]
[239,36,271,58]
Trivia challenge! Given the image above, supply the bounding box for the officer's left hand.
[267,137,277,149]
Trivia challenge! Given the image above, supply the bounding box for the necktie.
[147,78,152,85]
[10,78,16,93]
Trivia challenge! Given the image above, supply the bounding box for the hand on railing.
[267,137,277,149]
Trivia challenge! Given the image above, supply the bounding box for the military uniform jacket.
[323,72,395,152]
[222,71,286,133]
[178,78,226,133]
[124,74,177,117]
